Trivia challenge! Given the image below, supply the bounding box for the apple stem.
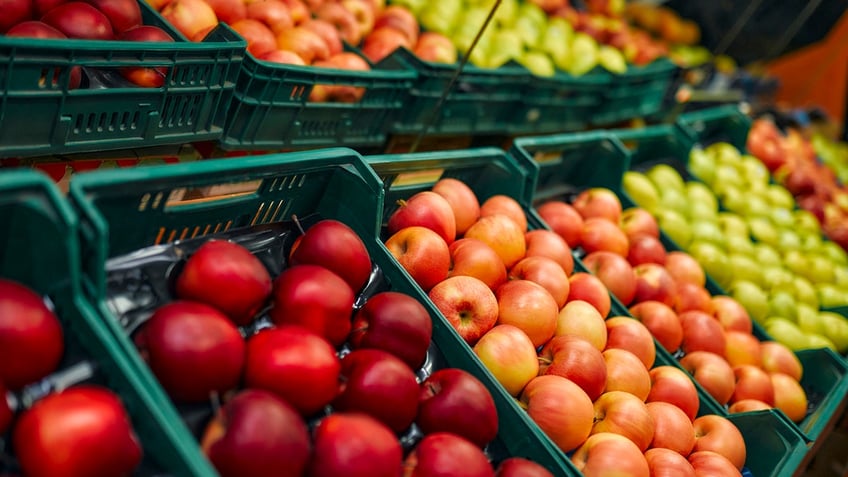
[516,400,528,411]
[396,199,407,208]
[291,214,305,236]
[537,357,552,365]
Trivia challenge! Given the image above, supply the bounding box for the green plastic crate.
[219,46,416,151]
[0,169,218,476]
[592,59,678,126]
[0,2,245,159]
[677,104,753,152]
[68,148,576,475]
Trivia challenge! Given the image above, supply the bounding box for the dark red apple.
[3,21,82,90]
[417,368,498,448]
[0,0,33,33]
[118,25,175,88]
[496,457,555,477]
[0,380,12,435]
[34,0,67,16]
[403,432,495,477]
[307,413,403,477]
[82,0,141,33]
[349,291,432,370]
[288,219,372,293]
[41,2,114,40]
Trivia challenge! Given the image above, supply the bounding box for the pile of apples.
[383,179,752,476]
[0,278,143,477]
[130,218,554,477]
[1,0,176,88]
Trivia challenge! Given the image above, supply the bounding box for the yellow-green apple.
[633,263,677,307]
[692,415,746,470]
[372,4,419,45]
[580,218,630,257]
[473,324,539,396]
[679,351,735,406]
[688,451,743,477]
[572,432,650,477]
[674,282,714,314]
[710,296,752,334]
[448,238,508,290]
[432,177,480,235]
[680,310,727,357]
[495,280,558,347]
[429,275,498,345]
[620,207,660,241]
[656,209,693,248]
[628,301,683,353]
[645,448,696,477]
[464,214,526,269]
[730,364,774,406]
[539,335,607,401]
[480,194,527,232]
[627,235,667,267]
[276,26,330,63]
[554,300,608,350]
[524,229,574,275]
[341,0,375,39]
[591,391,654,451]
[646,401,696,456]
[386,225,451,292]
[509,256,570,308]
[246,0,294,35]
[495,457,554,477]
[759,341,803,381]
[315,2,360,44]
[520,375,594,453]
[604,316,656,369]
[402,432,494,477]
[728,399,772,414]
[647,366,700,421]
[723,331,761,368]
[417,368,499,447]
[307,413,402,476]
[388,191,457,245]
[289,218,372,294]
[413,31,458,63]
[582,251,637,306]
[349,291,432,370]
[536,201,584,248]
[573,188,623,223]
[332,349,419,433]
[567,272,612,317]
[602,348,651,401]
[769,372,808,423]
[201,389,310,477]
[664,251,706,288]
[623,171,661,212]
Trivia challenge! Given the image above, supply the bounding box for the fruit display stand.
[0,1,245,159]
[364,146,809,477]
[0,170,220,476]
[67,147,577,475]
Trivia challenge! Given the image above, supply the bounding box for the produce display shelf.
[0,1,245,159]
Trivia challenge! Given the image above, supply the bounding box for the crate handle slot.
[390,169,445,189]
[164,179,263,210]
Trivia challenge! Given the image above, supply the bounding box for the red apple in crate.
[688,451,743,477]
[0,381,10,436]
[520,375,594,453]
[536,201,584,248]
[679,351,735,406]
[674,282,713,314]
[567,272,611,317]
[13,386,142,477]
[429,275,498,345]
[6,20,65,38]
[302,18,343,56]
[373,4,418,45]
[349,291,432,370]
[680,310,727,357]
[341,0,374,39]
[417,368,499,447]
[135,301,245,403]
[480,195,527,232]
[118,26,175,88]
[647,366,700,421]
[728,399,772,414]
[509,256,569,308]
[388,190,457,245]
[711,296,752,334]
[664,251,706,287]
[448,238,508,290]
[413,31,458,63]
[258,49,307,65]
[176,239,272,326]
[645,448,696,477]
[495,457,554,477]
[201,389,310,477]
[770,372,808,423]
[573,188,623,223]
[274,0,308,24]
[307,413,402,477]
[571,432,650,477]
[692,414,746,470]
[539,335,607,400]
[41,2,114,39]
[591,391,654,451]
[582,251,636,306]
[524,229,574,275]
[619,207,660,241]
[646,401,696,456]
[276,26,330,63]
[602,348,651,401]
[605,316,655,369]
[361,26,410,63]
[474,324,539,396]
[403,433,495,477]
[464,214,526,269]
[0,279,64,390]
[628,301,683,353]
[143,0,170,10]
[580,218,629,257]
[333,349,419,433]
[161,0,218,40]
[724,331,761,368]
[246,0,293,35]
[432,177,480,235]
[311,52,370,102]
[202,0,246,24]
[627,235,667,266]
[244,325,339,416]
[495,280,558,348]
[230,18,277,56]
[387,226,450,292]
[316,1,360,44]
[760,341,803,381]
[0,0,32,33]
[82,0,140,33]
[730,364,774,406]
[632,263,677,307]
[554,300,607,350]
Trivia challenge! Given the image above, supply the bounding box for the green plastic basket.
[677,104,753,152]
[0,169,218,476]
[592,59,678,126]
[0,2,245,159]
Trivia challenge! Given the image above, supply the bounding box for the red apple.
[361,26,410,63]
[258,49,307,65]
[674,282,713,314]
[6,20,64,38]
[340,0,374,40]
[627,235,667,266]
[448,238,508,290]
[307,413,403,477]
[244,325,340,416]
[620,207,660,240]
[276,26,330,63]
[202,0,246,24]
[201,389,310,477]
[480,194,527,232]
[432,177,480,235]
[417,368,499,448]
[646,401,696,455]
[554,300,607,350]
[118,26,175,88]
[647,366,700,421]
[573,188,623,223]
[567,272,612,317]
[430,275,498,345]
[176,239,272,326]
[692,414,747,470]
[412,31,457,63]
[711,296,752,334]
[645,448,696,477]
[231,18,277,56]
[315,1,360,44]
[728,399,772,414]
[520,375,595,453]
[495,280,558,348]
[372,4,418,45]
[591,391,654,451]
[161,0,218,40]
[730,364,774,406]
[760,341,802,382]
[680,310,727,357]
[664,252,706,288]
[349,291,432,370]
[688,451,743,477]
[386,226,451,292]
[602,348,651,401]
[473,324,539,396]
[524,229,574,275]
[495,457,554,477]
[136,301,245,403]
[604,316,656,369]
[402,432,495,477]
[464,214,527,269]
[582,251,636,305]
[724,331,761,368]
[580,218,629,257]
[571,432,650,477]
[540,335,607,401]
[679,351,735,406]
[0,279,64,390]
[246,0,293,35]
[508,256,570,308]
[388,191,457,245]
[82,0,141,33]
[310,52,370,102]
[628,301,683,353]
[41,2,113,39]
[769,372,808,423]
[633,263,677,307]
[537,201,583,248]
[0,0,32,33]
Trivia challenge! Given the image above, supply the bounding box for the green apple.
[513,16,542,48]
[765,184,796,210]
[688,202,719,223]
[792,276,820,309]
[776,229,802,253]
[761,265,794,293]
[769,207,795,230]
[489,0,518,27]
[518,50,555,77]
[822,240,848,265]
[391,0,427,14]
[739,155,770,187]
[717,212,749,238]
[726,234,756,256]
[598,45,627,74]
[794,209,822,236]
[819,312,848,353]
[747,217,781,248]
[659,188,690,217]
[419,0,462,34]
[688,148,716,185]
[729,280,770,324]
[716,186,747,215]
[802,254,837,284]
[728,253,763,287]
[540,17,573,66]
[622,171,660,212]
[451,7,492,54]
[706,142,742,164]
[782,250,810,277]
[804,333,837,351]
[712,164,745,193]
[835,267,848,287]
[766,290,798,323]
[795,302,820,331]
[689,221,725,249]
[689,241,732,288]
[741,194,771,219]
[816,283,848,308]
[752,242,783,267]
[657,209,692,248]
[486,29,525,68]
[647,164,686,194]
[800,232,823,252]
[517,1,547,30]
[765,317,811,351]
[565,32,599,76]
[686,182,719,212]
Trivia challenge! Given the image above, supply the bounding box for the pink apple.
[432,177,480,235]
[524,229,575,276]
[591,391,655,451]
[473,324,539,397]
[571,432,650,477]
[580,218,630,257]
[665,251,706,288]
[604,316,656,369]
[495,280,558,348]
[632,263,677,307]
[539,335,607,401]
[554,300,608,350]
[480,194,528,232]
[674,282,714,314]
[573,188,623,223]
[495,457,554,477]
[388,190,457,245]
[692,415,747,470]
[582,251,637,306]
[386,225,451,292]
[602,348,651,401]
[520,375,595,453]
[728,399,772,414]
[567,272,612,318]
[645,448,696,477]
[627,235,667,266]
[724,331,762,368]
[730,364,774,406]
[688,451,743,477]
[536,201,584,248]
[769,372,808,423]
[647,366,701,422]
[463,214,527,269]
[628,301,683,353]
[448,238,508,290]
[508,256,570,308]
[429,275,498,345]
[680,310,727,357]
[711,296,752,334]
[760,341,803,382]
[679,351,736,406]
[620,207,660,240]
[646,401,696,456]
